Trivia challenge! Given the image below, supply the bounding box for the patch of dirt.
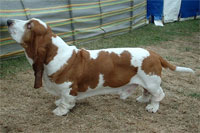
[0,33,200,133]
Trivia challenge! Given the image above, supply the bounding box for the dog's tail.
[159,56,194,73]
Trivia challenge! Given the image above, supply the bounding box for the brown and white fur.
[7,18,194,116]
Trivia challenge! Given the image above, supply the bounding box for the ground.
[0,33,200,133]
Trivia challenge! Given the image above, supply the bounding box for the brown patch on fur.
[159,55,176,71]
[142,51,163,76]
[21,19,58,88]
[99,51,138,87]
[50,49,138,96]
[45,44,58,64]
[142,50,176,76]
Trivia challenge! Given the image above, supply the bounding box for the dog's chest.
[42,71,72,96]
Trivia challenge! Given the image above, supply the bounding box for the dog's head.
[7,18,53,89]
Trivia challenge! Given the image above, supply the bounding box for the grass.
[184,47,193,52]
[0,19,199,78]
[189,93,200,100]
[164,56,178,62]
[76,19,200,49]
[0,56,31,79]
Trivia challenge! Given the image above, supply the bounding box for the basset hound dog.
[7,18,194,116]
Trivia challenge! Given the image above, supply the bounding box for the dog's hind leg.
[136,88,151,103]
[119,84,138,100]
[145,86,165,113]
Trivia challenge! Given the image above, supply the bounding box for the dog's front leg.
[53,89,76,116]
[119,84,138,100]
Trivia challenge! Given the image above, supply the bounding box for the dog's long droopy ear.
[32,36,47,89]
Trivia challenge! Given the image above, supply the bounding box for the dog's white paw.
[53,106,69,116]
[119,87,135,100]
[136,95,150,103]
[145,102,159,113]
[120,92,130,100]
[55,99,62,106]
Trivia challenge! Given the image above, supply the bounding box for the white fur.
[45,36,77,76]
[120,84,138,100]
[128,67,164,113]
[145,101,160,113]
[129,48,150,67]
[29,40,163,114]
[76,74,122,100]
[53,89,75,116]
[88,48,150,68]
[8,18,194,116]
[43,71,72,97]
[43,70,75,116]
[8,19,28,43]
[31,18,47,29]
[136,95,151,103]
[7,18,47,44]
[175,66,194,73]
[89,48,130,59]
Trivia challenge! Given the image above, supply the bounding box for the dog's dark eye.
[27,22,31,29]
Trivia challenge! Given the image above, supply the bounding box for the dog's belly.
[76,69,161,100]
[76,85,127,100]
[42,72,141,99]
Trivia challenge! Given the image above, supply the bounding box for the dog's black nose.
[7,20,14,26]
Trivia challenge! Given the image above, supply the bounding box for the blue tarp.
[147,0,163,20]
[147,0,199,21]
[179,0,200,18]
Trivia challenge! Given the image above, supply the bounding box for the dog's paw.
[136,95,150,103]
[120,92,130,100]
[53,107,69,116]
[119,87,135,100]
[145,102,159,113]
[55,99,62,106]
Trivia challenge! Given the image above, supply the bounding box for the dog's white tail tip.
[175,67,195,73]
